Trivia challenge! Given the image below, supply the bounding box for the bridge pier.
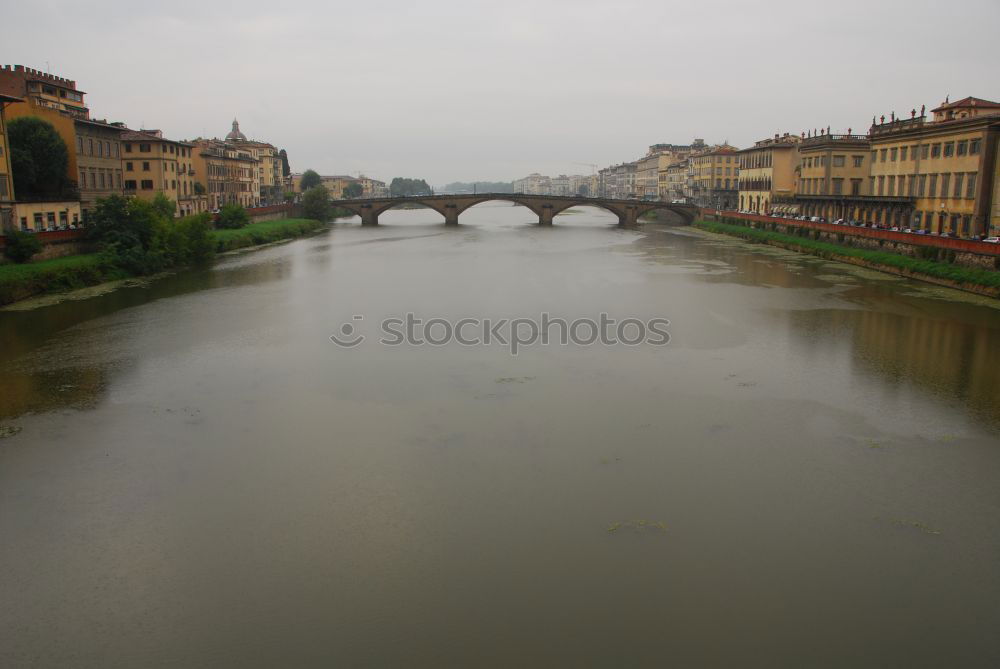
[618,207,640,228]
[538,205,555,226]
[444,204,460,226]
[359,205,379,226]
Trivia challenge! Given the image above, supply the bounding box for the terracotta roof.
[931,96,1000,112]
[120,130,192,146]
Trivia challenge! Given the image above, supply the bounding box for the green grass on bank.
[211,218,326,252]
[0,253,125,305]
[694,219,1000,290]
[0,217,328,305]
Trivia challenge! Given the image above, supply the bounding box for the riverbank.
[0,217,326,306]
[691,219,1000,298]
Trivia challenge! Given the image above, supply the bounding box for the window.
[940,173,951,197]
[890,148,897,161]
[88,138,93,155]
[34,213,43,229]
[878,175,885,195]
[900,146,908,161]
[869,177,876,193]
[99,172,106,188]
[0,175,7,198]
[966,173,977,198]
[943,142,954,157]
[970,138,981,154]
[126,162,134,171]
[928,174,937,197]
[888,175,896,195]
[79,168,87,186]
[853,155,864,167]
[125,179,137,190]
[953,174,964,198]
[908,175,916,196]
[851,179,861,195]
[914,211,923,228]
[910,145,918,159]
[931,143,941,158]
[832,178,843,195]
[920,144,929,159]
[871,151,877,163]
[139,143,151,153]
[141,179,154,189]
[97,142,103,158]
[59,211,68,227]
[879,149,886,162]
[957,140,968,156]
[47,212,56,228]
[833,155,845,167]
[143,161,150,171]
[918,174,927,196]
[124,142,132,153]
[76,136,83,152]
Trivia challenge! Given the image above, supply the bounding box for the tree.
[300,169,321,191]
[283,192,296,203]
[301,185,332,222]
[151,192,176,219]
[88,195,215,274]
[389,177,432,197]
[7,116,71,198]
[279,149,291,177]
[342,182,364,199]
[193,182,206,195]
[215,203,250,229]
[3,229,43,263]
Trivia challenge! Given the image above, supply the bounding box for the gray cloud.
[7,0,999,184]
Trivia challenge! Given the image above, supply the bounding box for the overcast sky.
[6,0,999,185]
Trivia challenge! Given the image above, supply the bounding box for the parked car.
[983,237,1000,243]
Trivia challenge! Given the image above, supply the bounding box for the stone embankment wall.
[700,210,1000,271]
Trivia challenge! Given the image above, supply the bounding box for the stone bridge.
[331,193,698,227]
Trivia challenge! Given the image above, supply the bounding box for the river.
[2,202,999,667]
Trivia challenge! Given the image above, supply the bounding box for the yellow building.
[12,200,81,232]
[0,93,18,230]
[868,97,1000,236]
[737,133,801,214]
[121,130,203,217]
[689,145,739,209]
[784,132,893,221]
[0,64,89,119]
[74,118,125,218]
[190,138,259,211]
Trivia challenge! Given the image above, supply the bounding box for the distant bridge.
[331,193,698,227]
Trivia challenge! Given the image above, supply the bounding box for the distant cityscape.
[1,62,999,238]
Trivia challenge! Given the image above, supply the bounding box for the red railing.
[700,209,1000,257]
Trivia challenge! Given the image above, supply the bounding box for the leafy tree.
[215,203,250,229]
[301,185,332,221]
[279,149,291,177]
[283,191,296,203]
[3,229,43,263]
[151,192,176,219]
[7,116,71,198]
[300,169,321,191]
[193,182,206,195]
[342,182,364,199]
[87,195,215,274]
[389,177,432,197]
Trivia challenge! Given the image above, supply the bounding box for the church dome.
[225,118,247,142]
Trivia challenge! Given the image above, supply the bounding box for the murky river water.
[2,203,1000,667]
